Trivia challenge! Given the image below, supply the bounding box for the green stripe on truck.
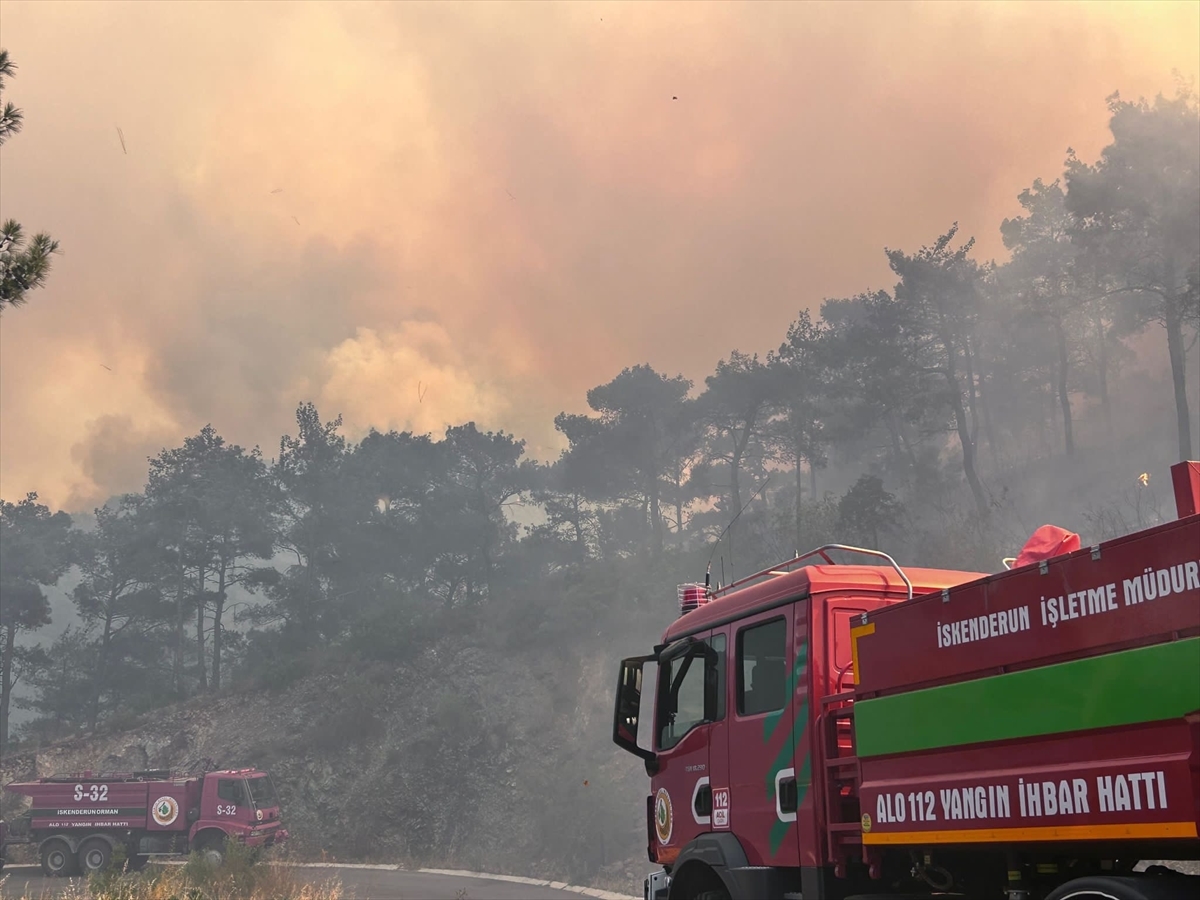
[853,637,1200,758]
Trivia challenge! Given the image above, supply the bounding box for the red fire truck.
[0,767,288,877]
[613,461,1200,900]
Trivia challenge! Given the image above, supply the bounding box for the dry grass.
[0,841,344,900]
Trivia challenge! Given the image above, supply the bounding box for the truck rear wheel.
[78,837,113,875]
[40,838,78,877]
[1044,874,1200,900]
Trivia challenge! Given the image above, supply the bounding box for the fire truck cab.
[613,545,985,900]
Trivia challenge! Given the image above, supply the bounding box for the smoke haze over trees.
[4,1,1199,513]
[0,38,1198,887]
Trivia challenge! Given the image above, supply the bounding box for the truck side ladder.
[819,689,863,876]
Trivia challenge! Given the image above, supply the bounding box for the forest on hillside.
[1,86,1198,762]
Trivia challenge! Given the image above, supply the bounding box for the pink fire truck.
[0,767,288,876]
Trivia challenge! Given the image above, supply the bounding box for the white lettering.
[1042,780,1057,816]
[1186,561,1200,591]
[1026,780,1042,817]
[1169,565,1186,594]
[1058,780,1074,815]
[1098,775,1113,812]
[1127,773,1144,810]
[1114,775,1131,811]
[1073,779,1090,814]
[1123,577,1143,605]
[938,606,1031,650]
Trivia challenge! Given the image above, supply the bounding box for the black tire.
[125,850,150,871]
[694,891,732,900]
[1045,874,1200,900]
[78,836,113,876]
[195,833,226,867]
[40,838,78,877]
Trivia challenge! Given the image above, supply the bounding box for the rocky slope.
[0,638,649,889]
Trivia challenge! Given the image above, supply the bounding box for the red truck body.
[0,767,288,877]
[848,512,1200,856]
[613,461,1200,900]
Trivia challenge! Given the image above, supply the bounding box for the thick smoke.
[1,0,1197,509]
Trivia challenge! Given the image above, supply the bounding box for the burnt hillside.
[0,638,652,888]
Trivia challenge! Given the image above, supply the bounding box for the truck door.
[728,604,800,868]
[653,629,725,858]
[706,626,732,837]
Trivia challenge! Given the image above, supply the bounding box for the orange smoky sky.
[0,0,1197,511]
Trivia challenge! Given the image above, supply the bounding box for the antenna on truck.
[706,475,771,588]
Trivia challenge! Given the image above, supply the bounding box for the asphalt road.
[0,864,633,900]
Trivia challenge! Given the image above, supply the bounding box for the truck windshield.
[246,776,277,808]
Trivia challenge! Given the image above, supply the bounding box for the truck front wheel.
[78,837,113,876]
[40,838,78,877]
[194,832,226,867]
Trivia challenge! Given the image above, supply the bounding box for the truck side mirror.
[613,654,657,763]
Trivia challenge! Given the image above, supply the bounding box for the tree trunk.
[174,555,186,697]
[729,452,742,526]
[896,420,919,473]
[1047,376,1059,457]
[212,565,226,692]
[1165,302,1194,461]
[648,458,664,556]
[196,567,208,692]
[573,492,588,551]
[884,414,904,476]
[89,608,114,732]
[1094,310,1111,428]
[963,333,982,452]
[475,479,496,602]
[0,625,14,753]
[1054,316,1075,456]
[794,429,805,552]
[978,373,1001,472]
[943,364,989,518]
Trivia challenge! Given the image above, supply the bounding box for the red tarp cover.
[1014,524,1081,568]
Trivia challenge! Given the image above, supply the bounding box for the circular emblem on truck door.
[654,788,673,844]
[152,796,180,826]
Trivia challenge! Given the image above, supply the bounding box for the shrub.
[77,840,341,900]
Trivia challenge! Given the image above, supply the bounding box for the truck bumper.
[245,827,288,848]
[645,869,669,900]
